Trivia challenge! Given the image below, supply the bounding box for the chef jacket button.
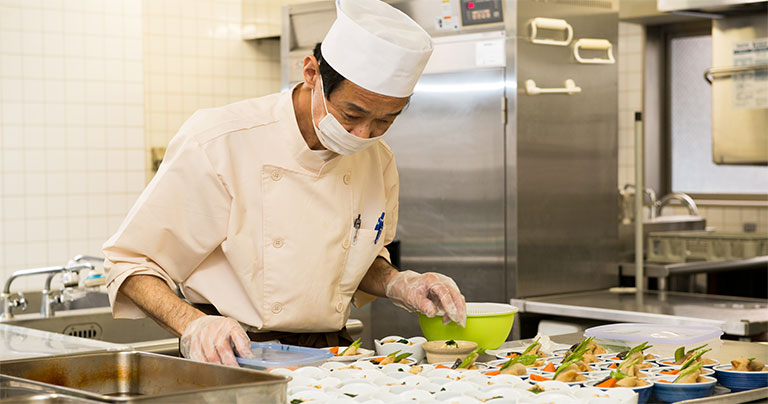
[343,173,351,185]
[271,303,283,314]
[271,169,283,181]
[336,302,344,312]
[272,237,284,248]
[342,238,350,249]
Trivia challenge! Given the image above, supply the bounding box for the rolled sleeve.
[103,133,231,319]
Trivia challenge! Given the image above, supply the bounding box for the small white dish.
[374,335,428,363]
[324,346,375,362]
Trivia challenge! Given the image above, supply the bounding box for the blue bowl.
[652,375,716,403]
[714,364,768,392]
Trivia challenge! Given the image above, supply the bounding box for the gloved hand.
[385,270,467,327]
[180,315,254,367]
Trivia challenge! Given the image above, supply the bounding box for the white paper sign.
[732,37,768,109]
[476,40,505,67]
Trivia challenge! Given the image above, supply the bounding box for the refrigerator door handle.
[573,38,615,64]
[529,17,574,46]
[524,79,582,95]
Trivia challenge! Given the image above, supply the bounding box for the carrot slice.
[506,353,519,358]
[486,371,501,376]
[542,362,556,372]
[596,378,617,388]
[660,369,680,375]
[329,346,339,355]
[663,361,675,365]
[530,374,551,381]
[658,380,671,383]
[608,363,617,369]
[611,357,621,360]
[436,364,451,369]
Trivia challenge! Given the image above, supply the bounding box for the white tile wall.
[0,0,145,291]
[617,23,768,235]
[143,0,281,174]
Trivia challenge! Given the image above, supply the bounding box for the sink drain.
[63,323,103,340]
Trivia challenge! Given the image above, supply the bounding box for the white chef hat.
[320,0,433,98]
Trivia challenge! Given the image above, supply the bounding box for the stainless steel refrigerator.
[282,0,618,339]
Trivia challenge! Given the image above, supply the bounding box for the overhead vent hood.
[658,0,767,17]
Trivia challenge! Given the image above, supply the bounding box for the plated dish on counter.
[278,334,766,404]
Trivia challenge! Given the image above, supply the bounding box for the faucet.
[655,192,699,217]
[71,254,104,264]
[2,266,66,319]
[1,263,95,319]
[40,262,95,318]
[620,184,658,221]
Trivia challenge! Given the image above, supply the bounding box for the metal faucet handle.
[10,292,27,312]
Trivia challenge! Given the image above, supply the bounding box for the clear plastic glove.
[385,270,467,327]
[179,315,254,367]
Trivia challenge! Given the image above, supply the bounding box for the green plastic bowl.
[418,302,518,350]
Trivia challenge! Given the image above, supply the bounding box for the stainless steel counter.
[620,256,768,291]
[0,324,128,362]
[511,289,768,337]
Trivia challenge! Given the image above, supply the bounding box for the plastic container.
[583,323,723,358]
[418,303,517,350]
[236,342,334,370]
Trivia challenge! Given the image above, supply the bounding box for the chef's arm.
[119,274,205,336]
[357,256,399,297]
[362,258,468,327]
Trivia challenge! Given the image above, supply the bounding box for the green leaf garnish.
[340,338,362,356]
[529,385,545,394]
[396,338,409,344]
[674,363,703,383]
[344,393,357,398]
[395,352,413,362]
[457,347,485,369]
[680,349,712,370]
[445,340,458,347]
[674,346,686,362]
[610,369,632,380]
[522,337,541,355]
[618,342,652,369]
[685,344,708,356]
[290,400,304,404]
[500,354,538,370]
[748,357,756,361]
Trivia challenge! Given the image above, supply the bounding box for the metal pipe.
[634,112,644,292]
[3,266,66,294]
[72,255,104,264]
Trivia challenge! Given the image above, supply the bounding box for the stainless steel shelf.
[620,256,768,278]
[511,289,768,337]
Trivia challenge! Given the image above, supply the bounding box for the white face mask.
[311,79,383,155]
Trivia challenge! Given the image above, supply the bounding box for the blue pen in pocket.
[374,212,385,244]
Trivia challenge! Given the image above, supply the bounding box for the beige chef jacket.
[103,86,398,332]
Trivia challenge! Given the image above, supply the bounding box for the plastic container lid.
[236,342,334,369]
[584,323,723,345]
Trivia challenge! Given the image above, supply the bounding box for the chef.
[103,0,466,367]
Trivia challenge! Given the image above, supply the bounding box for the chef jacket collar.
[281,83,342,176]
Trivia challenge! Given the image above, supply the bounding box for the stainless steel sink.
[0,393,97,403]
[2,307,175,345]
[0,351,288,403]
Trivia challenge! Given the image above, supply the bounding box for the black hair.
[313,42,347,99]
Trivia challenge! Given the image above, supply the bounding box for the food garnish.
[673,363,703,383]
[454,347,485,369]
[445,339,458,347]
[339,338,362,356]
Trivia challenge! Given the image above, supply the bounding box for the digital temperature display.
[459,0,503,26]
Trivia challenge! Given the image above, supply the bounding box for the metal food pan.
[0,351,288,403]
